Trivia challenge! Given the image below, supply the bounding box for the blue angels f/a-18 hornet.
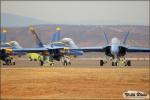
[73,32,150,66]
[0,29,23,65]
[1,29,43,64]
[13,27,83,66]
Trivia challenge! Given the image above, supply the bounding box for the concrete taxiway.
[1,57,149,68]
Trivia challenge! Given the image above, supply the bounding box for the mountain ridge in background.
[1,13,49,27]
[1,24,149,49]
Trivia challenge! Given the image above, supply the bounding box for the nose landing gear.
[112,62,117,66]
[99,59,108,66]
[99,57,132,67]
[112,58,131,66]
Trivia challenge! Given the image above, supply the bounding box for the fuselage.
[43,38,83,61]
[110,37,121,58]
[0,41,25,58]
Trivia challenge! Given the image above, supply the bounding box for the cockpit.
[111,37,120,44]
[61,38,73,46]
[9,41,19,46]
[60,38,78,48]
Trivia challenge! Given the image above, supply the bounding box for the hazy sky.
[1,1,149,25]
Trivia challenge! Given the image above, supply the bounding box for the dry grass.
[1,67,149,99]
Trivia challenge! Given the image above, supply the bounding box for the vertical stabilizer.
[51,27,61,42]
[1,29,7,43]
[122,31,129,45]
[103,32,109,44]
[29,27,44,47]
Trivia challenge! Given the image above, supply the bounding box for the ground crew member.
[63,56,71,66]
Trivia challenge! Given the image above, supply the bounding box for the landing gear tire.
[112,62,114,66]
[100,60,104,66]
[127,60,131,66]
[40,61,44,66]
[50,63,54,66]
[115,62,117,66]
[112,62,117,66]
[12,62,15,65]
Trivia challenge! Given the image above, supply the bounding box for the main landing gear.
[112,62,117,66]
[100,59,107,66]
[40,56,54,67]
[126,60,131,66]
[2,56,16,66]
[100,60,104,66]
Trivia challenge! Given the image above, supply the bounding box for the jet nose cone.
[111,45,119,55]
[70,50,84,55]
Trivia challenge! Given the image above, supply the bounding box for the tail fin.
[29,27,44,47]
[122,31,129,44]
[51,30,61,42]
[1,29,7,43]
[51,27,61,42]
[103,32,109,44]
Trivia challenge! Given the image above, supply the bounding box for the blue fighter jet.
[74,32,150,66]
[13,27,83,66]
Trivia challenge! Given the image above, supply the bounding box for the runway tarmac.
[1,58,149,99]
[1,57,149,68]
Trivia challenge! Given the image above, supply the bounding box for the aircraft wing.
[12,46,66,53]
[71,45,150,53]
[71,46,108,52]
[126,47,150,52]
[1,47,12,50]
[13,48,48,53]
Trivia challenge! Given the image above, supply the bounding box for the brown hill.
[1,25,149,48]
